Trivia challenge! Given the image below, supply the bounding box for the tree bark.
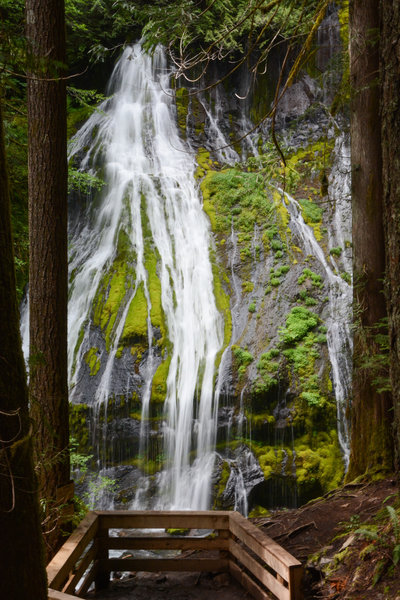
[26,0,71,557]
[380,0,400,472]
[0,96,48,599]
[346,0,393,479]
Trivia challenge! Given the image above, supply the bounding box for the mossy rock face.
[198,69,351,506]
[151,356,172,404]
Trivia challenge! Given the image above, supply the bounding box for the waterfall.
[68,45,224,509]
[276,133,352,465]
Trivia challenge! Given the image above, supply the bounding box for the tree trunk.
[346,0,393,479]
[380,0,400,472]
[0,97,48,599]
[26,0,71,557]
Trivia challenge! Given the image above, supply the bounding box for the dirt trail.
[254,478,399,599]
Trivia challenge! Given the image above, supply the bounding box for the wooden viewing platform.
[47,511,303,600]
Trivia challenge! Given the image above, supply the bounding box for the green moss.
[84,347,101,376]
[248,506,271,518]
[294,430,344,492]
[247,412,276,426]
[279,306,319,345]
[71,324,86,377]
[200,167,273,241]
[151,356,172,403]
[175,86,189,136]
[213,460,232,509]
[211,258,232,354]
[145,248,167,347]
[195,148,214,181]
[253,446,288,480]
[92,228,136,351]
[121,282,148,343]
[232,346,254,367]
[242,280,254,293]
[166,528,190,536]
[69,403,90,451]
[298,197,323,224]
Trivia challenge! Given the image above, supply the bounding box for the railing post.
[94,520,110,592]
[289,564,303,600]
[218,529,230,561]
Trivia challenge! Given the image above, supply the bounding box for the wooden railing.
[47,510,302,600]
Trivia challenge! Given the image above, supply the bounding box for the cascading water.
[276,133,352,465]
[68,44,224,510]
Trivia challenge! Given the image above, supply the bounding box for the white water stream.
[277,133,352,465]
[21,43,352,512]
[68,45,223,509]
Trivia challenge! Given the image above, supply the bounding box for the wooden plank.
[95,510,230,530]
[101,536,229,551]
[76,563,97,598]
[229,561,273,600]
[63,543,98,595]
[47,511,98,590]
[229,512,300,580]
[48,590,77,600]
[229,539,290,600]
[289,565,303,600]
[103,557,229,573]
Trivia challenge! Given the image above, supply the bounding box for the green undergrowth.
[318,493,400,597]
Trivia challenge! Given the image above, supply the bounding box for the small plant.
[354,504,400,585]
[298,267,324,289]
[330,246,342,257]
[242,280,254,293]
[279,306,319,345]
[340,271,351,284]
[232,346,254,367]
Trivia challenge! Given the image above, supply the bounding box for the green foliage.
[68,168,105,194]
[298,267,324,289]
[298,197,323,224]
[253,349,279,394]
[340,271,351,284]
[248,301,256,313]
[84,475,117,509]
[356,318,390,394]
[70,437,93,473]
[137,0,322,61]
[65,0,138,66]
[279,306,319,345]
[242,280,254,293]
[329,246,342,257]
[233,346,254,367]
[354,503,400,580]
[201,167,274,261]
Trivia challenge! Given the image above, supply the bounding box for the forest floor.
[254,477,400,599]
[88,478,400,600]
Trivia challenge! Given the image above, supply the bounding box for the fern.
[355,527,379,541]
[386,505,400,542]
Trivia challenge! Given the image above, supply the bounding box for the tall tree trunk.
[26,0,71,557]
[0,96,48,599]
[380,0,400,472]
[346,0,393,479]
